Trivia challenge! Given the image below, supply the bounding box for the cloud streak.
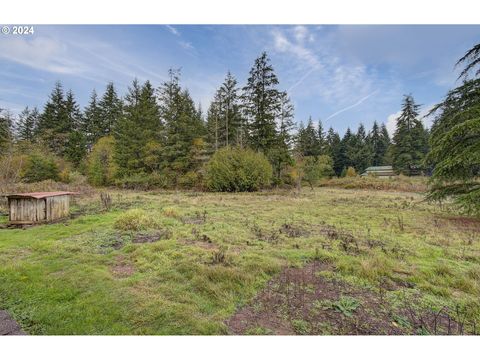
[165,25,180,36]
[325,90,378,121]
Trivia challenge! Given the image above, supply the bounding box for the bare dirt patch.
[279,222,310,238]
[0,310,26,335]
[226,262,472,335]
[436,215,480,232]
[132,230,172,244]
[111,255,135,278]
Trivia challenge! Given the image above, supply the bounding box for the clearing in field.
[0,186,479,335]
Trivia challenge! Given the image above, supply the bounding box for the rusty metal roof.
[6,191,76,199]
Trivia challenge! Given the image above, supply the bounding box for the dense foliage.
[391,95,429,175]
[21,154,60,183]
[86,136,117,186]
[13,47,480,195]
[205,147,272,192]
[427,79,480,214]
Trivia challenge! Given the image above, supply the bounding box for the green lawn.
[0,187,479,334]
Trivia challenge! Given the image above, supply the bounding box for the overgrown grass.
[0,185,479,334]
[320,175,429,193]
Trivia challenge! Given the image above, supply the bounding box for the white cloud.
[272,28,319,68]
[0,33,167,90]
[386,110,401,136]
[165,25,180,36]
[271,26,382,108]
[385,104,435,136]
[0,36,87,75]
[179,41,194,51]
[325,91,378,121]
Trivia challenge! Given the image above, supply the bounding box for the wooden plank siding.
[45,195,70,221]
[7,194,70,225]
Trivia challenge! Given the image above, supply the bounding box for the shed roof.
[6,191,76,199]
[364,166,393,171]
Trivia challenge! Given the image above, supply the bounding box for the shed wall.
[9,198,46,223]
[45,195,70,221]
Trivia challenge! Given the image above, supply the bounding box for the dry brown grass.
[320,175,429,193]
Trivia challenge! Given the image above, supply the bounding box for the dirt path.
[0,310,26,335]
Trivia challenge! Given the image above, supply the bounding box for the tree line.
[1,52,431,184]
[1,45,478,214]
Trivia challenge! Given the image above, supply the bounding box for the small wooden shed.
[6,191,75,225]
[361,166,396,178]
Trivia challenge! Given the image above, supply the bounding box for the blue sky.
[1,25,479,135]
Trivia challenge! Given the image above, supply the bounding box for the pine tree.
[343,123,369,173]
[270,92,295,181]
[326,127,342,176]
[206,72,243,150]
[380,123,392,164]
[242,52,281,154]
[339,128,355,174]
[83,89,103,149]
[317,120,326,155]
[159,70,206,178]
[206,93,221,152]
[98,82,123,136]
[456,43,480,79]
[64,90,86,167]
[0,108,14,153]
[296,117,320,157]
[426,78,480,214]
[392,95,429,175]
[16,107,40,142]
[37,81,69,156]
[114,79,162,176]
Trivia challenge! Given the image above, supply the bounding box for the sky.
[1,25,479,136]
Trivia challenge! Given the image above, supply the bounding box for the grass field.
[1,184,479,335]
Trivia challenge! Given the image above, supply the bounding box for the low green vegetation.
[0,185,479,334]
[205,147,272,192]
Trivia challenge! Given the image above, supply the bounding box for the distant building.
[360,166,396,178]
[6,191,75,225]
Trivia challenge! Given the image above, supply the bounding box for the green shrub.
[300,155,334,189]
[114,209,160,231]
[87,136,117,186]
[205,147,272,192]
[21,154,60,183]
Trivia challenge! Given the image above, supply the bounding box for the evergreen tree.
[296,117,320,157]
[326,127,342,176]
[159,69,206,179]
[114,79,162,176]
[83,89,103,149]
[206,72,243,150]
[16,107,40,142]
[317,120,326,155]
[349,123,372,173]
[391,95,429,175]
[98,82,123,136]
[426,78,480,214]
[64,90,86,167]
[242,52,281,154]
[206,93,221,152]
[339,128,355,174]
[37,81,70,156]
[0,108,14,153]
[269,92,295,181]
[380,123,392,164]
[456,43,480,79]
